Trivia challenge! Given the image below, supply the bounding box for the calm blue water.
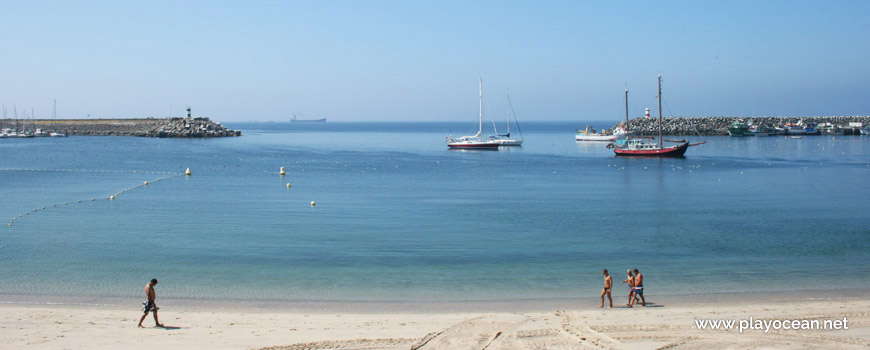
[1,121,869,306]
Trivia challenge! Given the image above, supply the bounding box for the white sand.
[2,298,868,349]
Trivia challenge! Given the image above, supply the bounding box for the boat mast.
[478,77,483,139]
[53,99,57,120]
[506,89,510,136]
[658,74,663,149]
[624,86,629,124]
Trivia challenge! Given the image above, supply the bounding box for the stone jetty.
[613,116,870,136]
[4,117,241,138]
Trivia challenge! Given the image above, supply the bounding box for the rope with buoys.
[0,168,177,175]
[4,168,185,228]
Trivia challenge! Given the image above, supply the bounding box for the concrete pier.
[613,116,870,136]
[2,117,241,138]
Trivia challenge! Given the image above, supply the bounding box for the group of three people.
[600,268,645,308]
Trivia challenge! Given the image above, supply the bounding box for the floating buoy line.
[3,168,185,228]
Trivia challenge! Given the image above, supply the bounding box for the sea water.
[1,122,868,307]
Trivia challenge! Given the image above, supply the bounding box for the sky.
[1,0,869,122]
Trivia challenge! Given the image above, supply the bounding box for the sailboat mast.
[478,77,483,139]
[658,74,663,149]
[53,99,57,120]
[506,89,511,136]
[624,87,629,124]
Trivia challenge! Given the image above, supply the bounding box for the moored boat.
[447,77,500,150]
[728,120,753,137]
[614,138,690,156]
[784,120,821,135]
[488,90,523,146]
[748,122,781,136]
[575,126,618,141]
[613,74,705,157]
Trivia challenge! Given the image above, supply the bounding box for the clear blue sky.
[1,1,868,122]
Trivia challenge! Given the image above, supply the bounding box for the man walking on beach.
[138,278,164,328]
[599,269,612,308]
[631,268,646,307]
[620,269,635,307]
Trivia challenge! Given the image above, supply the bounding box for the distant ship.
[290,114,326,122]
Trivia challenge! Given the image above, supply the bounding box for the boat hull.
[493,139,523,146]
[728,129,754,137]
[613,142,689,157]
[575,134,618,141]
[447,142,500,149]
[785,128,820,135]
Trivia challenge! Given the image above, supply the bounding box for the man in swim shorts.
[138,278,164,328]
[631,268,646,307]
[599,269,612,308]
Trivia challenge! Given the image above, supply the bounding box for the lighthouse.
[645,108,650,118]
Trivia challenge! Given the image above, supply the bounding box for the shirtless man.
[138,278,164,328]
[631,268,646,307]
[599,269,612,308]
[620,269,635,307]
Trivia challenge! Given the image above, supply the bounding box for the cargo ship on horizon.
[290,114,327,123]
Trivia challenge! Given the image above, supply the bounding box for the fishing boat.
[575,126,618,141]
[748,122,781,136]
[613,74,705,157]
[487,90,523,146]
[728,119,753,137]
[447,78,500,149]
[784,120,820,135]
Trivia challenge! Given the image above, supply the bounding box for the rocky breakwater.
[615,116,870,136]
[19,117,241,137]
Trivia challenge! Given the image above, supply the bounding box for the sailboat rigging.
[446,77,500,149]
[613,74,705,156]
[488,89,524,146]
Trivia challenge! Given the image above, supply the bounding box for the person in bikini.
[599,269,612,308]
[620,269,635,307]
[138,278,164,328]
[631,268,646,307]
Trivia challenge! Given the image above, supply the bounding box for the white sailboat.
[446,77,500,149]
[488,90,524,146]
[49,100,66,137]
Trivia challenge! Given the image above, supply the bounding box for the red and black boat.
[613,74,705,157]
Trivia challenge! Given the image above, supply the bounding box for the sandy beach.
[2,296,868,350]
